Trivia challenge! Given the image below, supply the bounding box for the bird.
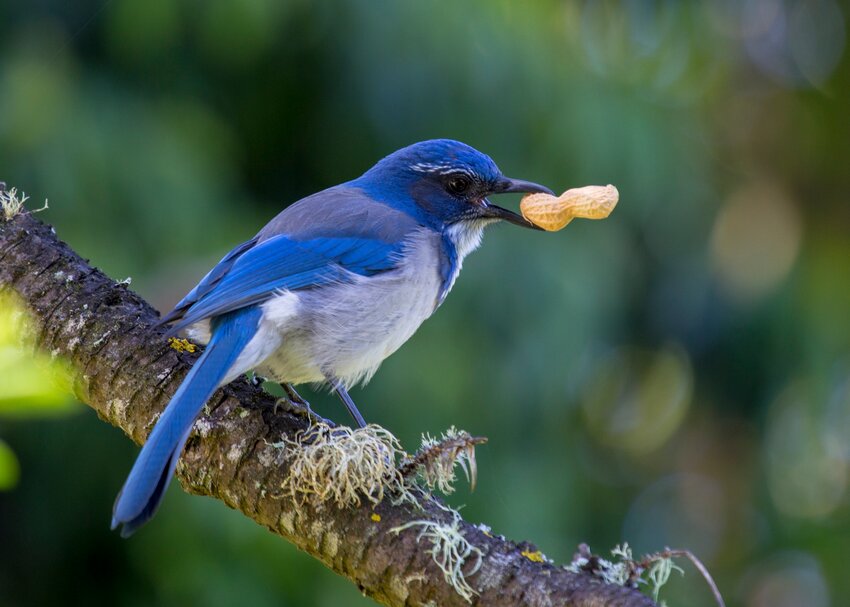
[111,139,552,537]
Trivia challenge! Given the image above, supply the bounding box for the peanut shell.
[520,184,619,231]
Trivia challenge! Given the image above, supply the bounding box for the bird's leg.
[275,382,333,426]
[326,376,367,429]
[281,382,309,409]
[250,373,268,387]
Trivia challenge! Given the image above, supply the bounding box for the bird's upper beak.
[480,177,554,229]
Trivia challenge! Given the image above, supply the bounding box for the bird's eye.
[446,175,472,196]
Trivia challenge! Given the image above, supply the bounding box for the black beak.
[496,178,554,196]
[481,177,554,229]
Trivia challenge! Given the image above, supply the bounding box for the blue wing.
[160,185,422,335]
[164,234,402,335]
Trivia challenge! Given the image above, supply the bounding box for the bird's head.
[356,139,553,229]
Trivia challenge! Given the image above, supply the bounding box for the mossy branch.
[0,203,657,607]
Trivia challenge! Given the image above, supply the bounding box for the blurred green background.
[1,1,849,606]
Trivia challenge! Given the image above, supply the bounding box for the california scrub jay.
[112,139,552,536]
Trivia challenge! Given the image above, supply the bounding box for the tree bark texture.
[0,209,656,607]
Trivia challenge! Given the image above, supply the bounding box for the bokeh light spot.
[623,473,725,559]
[743,0,846,87]
[710,181,802,303]
[0,439,21,491]
[742,552,830,607]
[765,379,848,519]
[0,291,76,416]
[789,0,846,87]
[580,344,693,455]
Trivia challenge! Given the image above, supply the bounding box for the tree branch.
[0,207,656,607]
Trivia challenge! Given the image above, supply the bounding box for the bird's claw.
[274,396,334,427]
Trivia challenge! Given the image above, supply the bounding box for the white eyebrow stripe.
[409,163,475,177]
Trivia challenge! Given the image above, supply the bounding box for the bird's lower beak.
[482,177,554,229]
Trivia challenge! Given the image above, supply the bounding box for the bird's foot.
[274,397,334,427]
[274,383,334,426]
[250,373,268,387]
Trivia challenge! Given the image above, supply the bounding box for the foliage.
[0,291,77,490]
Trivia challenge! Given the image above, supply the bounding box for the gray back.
[256,185,422,245]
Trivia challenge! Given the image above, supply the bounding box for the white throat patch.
[441,218,497,299]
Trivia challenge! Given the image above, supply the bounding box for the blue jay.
[112,139,552,536]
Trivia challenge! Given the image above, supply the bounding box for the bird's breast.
[259,228,445,387]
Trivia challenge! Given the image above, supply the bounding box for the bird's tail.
[111,307,262,537]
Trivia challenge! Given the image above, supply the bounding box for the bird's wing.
[161,186,420,334]
[163,234,403,335]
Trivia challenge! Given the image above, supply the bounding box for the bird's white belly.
[256,229,444,388]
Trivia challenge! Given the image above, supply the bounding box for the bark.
[0,208,656,607]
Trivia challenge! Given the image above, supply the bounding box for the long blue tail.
[112,307,262,537]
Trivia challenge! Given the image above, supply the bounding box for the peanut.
[520,184,619,231]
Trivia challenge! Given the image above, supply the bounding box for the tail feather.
[112,307,262,537]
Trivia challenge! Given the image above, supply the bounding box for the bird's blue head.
[353,139,553,229]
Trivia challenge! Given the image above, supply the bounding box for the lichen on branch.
[277,423,409,511]
[0,185,27,221]
[391,509,483,603]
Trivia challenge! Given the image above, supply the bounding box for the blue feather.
[437,233,459,304]
[166,235,403,335]
[112,307,263,537]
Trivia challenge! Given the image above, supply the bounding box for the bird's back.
[256,184,422,245]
